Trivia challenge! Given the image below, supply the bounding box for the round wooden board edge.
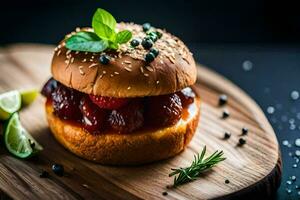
[196,65,282,199]
[0,44,282,199]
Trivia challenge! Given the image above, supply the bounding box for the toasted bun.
[45,97,201,165]
[51,23,196,97]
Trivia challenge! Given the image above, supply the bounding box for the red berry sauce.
[43,78,196,134]
[80,96,107,134]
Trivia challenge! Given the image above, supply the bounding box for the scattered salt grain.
[291,91,299,100]
[267,106,275,114]
[242,60,253,71]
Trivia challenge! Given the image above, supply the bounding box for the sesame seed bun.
[51,23,196,97]
[45,97,201,165]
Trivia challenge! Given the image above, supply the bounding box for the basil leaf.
[108,41,119,50]
[93,8,116,30]
[72,31,100,40]
[92,21,115,40]
[65,32,109,52]
[92,8,116,40]
[115,30,132,44]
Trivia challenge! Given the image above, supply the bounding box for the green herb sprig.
[65,8,132,52]
[169,146,226,187]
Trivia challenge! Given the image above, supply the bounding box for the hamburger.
[41,10,200,165]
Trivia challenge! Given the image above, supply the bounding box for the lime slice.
[4,113,43,158]
[0,90,21,120]
[20,89,39,107]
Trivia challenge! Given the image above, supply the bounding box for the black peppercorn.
[52,164,64,176]
[99,55,110,65]
[142,23,151,32]
[156,31,163,39]
[149,35,158,42]
[130,39,140,47]
[162,191,168,196]
[147,32,158,42]
[224,132,231,139]
[219,94,228,106]
[222,110,230,119]
[242,127,248,135]
[238,138,246,146]
[145,52,156,63]
[150,48,159,57]
[39,171,49,178]
[225,179,230,184]
[142,38,153,50]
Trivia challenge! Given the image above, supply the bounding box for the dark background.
[1,0,300,199]
[1,0,300,44]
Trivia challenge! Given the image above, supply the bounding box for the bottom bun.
[45,97,201,165]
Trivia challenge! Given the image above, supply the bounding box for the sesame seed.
[82,59,87,62]
[127,86,131,90]
[118,52,122,58]
[57,50,62,56]
[144,73,149,77]
[140,67,144,73]
[70,57,74,63]
[88,63,98,68]
[89,59,93,62]
[124,60,131,64]
[79,70,85,75]
[145,66,154,72]
[85,52,88,55]
[54,47,58,52]
[102,70,107,74]
[91,56,94,59]
[58,44,62,49]
[114,72,119,75]
[66,50,71,55]
[110,74,114,77]
[156,80,160,84]
[168,55,175,63]
[75,51,79,54]
[78,66,85,75]
[125,67,132,72]
[64,60,69,64]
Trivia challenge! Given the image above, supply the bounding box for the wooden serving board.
[0,44,281,200]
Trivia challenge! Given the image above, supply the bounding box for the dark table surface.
[189,43,300,199]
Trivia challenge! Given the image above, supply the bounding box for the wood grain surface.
[0,44,281,200]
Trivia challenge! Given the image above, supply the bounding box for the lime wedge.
[20,89,39,107]
[0,90,21,120]
[4,113,43,158]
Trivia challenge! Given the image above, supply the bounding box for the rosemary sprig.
[169,146,226,187]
